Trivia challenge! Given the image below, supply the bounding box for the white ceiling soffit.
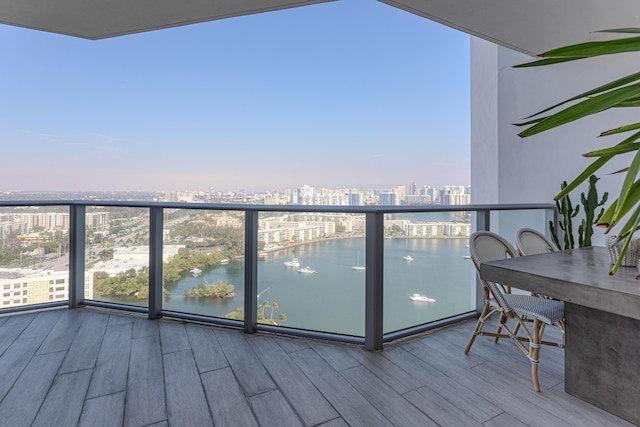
[0,0,335,40]
[378,0,640,56]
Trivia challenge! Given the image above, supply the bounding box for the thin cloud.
[84,132,126,154]
[87,132,122,145]
[20,129,58,141]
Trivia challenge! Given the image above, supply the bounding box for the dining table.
[480,246,640,426]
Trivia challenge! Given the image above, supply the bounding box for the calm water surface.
[163,237,476,336]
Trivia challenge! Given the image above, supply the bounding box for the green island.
[184,279,234,298]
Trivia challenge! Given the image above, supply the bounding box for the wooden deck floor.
[0,307,634,427]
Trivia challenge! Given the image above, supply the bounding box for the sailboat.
[352,252,365,271]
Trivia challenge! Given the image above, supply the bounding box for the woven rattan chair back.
[515,228,557,256]
[468,231,518,310]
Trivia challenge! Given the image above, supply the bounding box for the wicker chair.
[465,231,565,391]
[515,228,558,256]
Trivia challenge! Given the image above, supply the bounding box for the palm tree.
[278,313,287,325]
[270,301,278,320]
[260,300,269,319]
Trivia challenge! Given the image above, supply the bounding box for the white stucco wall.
[471,36,639,245]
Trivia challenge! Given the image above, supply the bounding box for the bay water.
[164,236,476,336]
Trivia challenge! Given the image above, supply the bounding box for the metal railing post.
[365,212,384,351]
[69,204,85,308]
[149,207,164,319]
[473,209,491,313]
[476,209,490,232]
[244,211,258,333]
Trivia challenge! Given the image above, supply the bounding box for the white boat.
[403,255,414,261]
[284,257,300,268]
[298,266,317,274]
[410,293,436,302]
[190,268,202,276]
[352,252,365,271]
[462,255,471,259]
[220,258,230,265]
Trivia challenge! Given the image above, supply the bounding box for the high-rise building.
[440,185,471,205]
[394,186,406,204]
[348,191,364,206]
[379,190,400,206]
[296,185,315,205]
[410,182,418,196]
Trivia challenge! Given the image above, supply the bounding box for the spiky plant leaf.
[519,83,640,137]
[517,72,640,120]
[600,122,640,136]
[584,143,640,157]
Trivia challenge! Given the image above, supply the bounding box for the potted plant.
[516,28,640,274]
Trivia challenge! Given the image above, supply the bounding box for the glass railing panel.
[489,208,556,296]
[0,205,70,308]
[256,211,366,336]
[85,206,149,308]
[383,211,474,334]
[490,209,553,248]
[162,208,244,318]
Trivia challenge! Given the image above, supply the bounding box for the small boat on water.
[462,255,471,259]
[410,293,436,302]
[352,252,365,271]
[403,255,414,261]
[284,258,300,268]
[190,268,202,277]
[220,259,230,265]
[298,266,317,274]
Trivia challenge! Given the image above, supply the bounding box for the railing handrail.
[0,199,555,213]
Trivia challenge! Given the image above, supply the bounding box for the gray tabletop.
[480,246,640,320]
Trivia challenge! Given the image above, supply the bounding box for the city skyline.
[0,181,471,204]
[0,0,470,192]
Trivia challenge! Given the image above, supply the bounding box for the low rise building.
[0,267,93,309]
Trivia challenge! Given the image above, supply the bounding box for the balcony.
[5,200,635,425]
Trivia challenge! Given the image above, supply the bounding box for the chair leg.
[530,319,543,392]
[494,313,508,343]
[465,304,490,353]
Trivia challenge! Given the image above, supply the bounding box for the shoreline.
[259,234,469,256]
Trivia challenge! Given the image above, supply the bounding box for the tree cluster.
[184,279,234,298]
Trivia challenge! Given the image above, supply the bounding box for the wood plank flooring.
[0,307,634,427]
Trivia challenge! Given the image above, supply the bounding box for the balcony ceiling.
[0,0,336,40]
[379,0,640,55]
[0,0,639,54]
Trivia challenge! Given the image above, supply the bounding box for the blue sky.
[0,0,469,192]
